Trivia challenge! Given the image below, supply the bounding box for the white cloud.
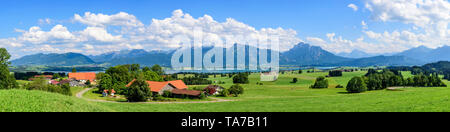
[74,12,144,27]
[365,0,450,27]
[348,4,358,11]
[363,0,450,49]
[361,21,368,29]
[134,9,301,51]
[38,18,52,25]
[2,9,302,58]
[19,25,77,44]
[79,27,122,42]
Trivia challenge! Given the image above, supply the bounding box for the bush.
[125,78,152,102]
[162,90,172,97]
[310,76,328,89]
[229,84,244,97]
[291,78,298,83]
[24,78,71,96]
[218,88,229,97]
[346,76,367,93]
[199,92,207,99]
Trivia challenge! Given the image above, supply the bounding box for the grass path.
[76,88,236,104]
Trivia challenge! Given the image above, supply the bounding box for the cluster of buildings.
[30,72,225,98]
[126,80,225,98]
[29,72,97,87]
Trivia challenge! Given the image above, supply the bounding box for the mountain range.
[10,43,450,67]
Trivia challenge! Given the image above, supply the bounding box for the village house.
[204,85,225,95]
[260,71,279,82]
[126,80,201,96]
[171,89,202,98]
[68,72,96,84]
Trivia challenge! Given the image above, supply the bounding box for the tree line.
[347,69,447,93]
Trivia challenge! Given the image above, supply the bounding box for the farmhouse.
[68,72,96,84]
[126,80,190,95]
[204,85,225,95]
[260,71,279,82]
[171,89,203,98]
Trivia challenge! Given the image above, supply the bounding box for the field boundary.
[76,88,236,104]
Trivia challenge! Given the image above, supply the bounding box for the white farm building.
[260,72,279,82]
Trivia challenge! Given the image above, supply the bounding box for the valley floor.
[88,71,450,112]
[2,70,450,112]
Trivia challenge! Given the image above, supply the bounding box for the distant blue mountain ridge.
[10,43,450,67]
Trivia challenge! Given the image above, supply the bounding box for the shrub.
[125,78,152,102]
[310,76,328,89]
[346,76,367,93]
[218,88,229,97]
[162,90,172,97]
[229,84,244,97]
[199,92,207,99]
[85,80,91,86]
[291,78,298,83]
[60,83,72,96]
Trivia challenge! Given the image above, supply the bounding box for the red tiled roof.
[68,72,96,81]
[171,89,202,96]
[167,80,188,89]
[50,80,59,85]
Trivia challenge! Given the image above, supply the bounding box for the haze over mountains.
[10,43,450,67]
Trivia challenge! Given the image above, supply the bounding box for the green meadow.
[2,70,450,112]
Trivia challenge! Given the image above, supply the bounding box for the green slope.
[0,90,111,112]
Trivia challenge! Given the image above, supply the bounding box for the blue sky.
[0,0,449,59]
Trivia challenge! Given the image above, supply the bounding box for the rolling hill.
[11,52,96,66]
[11,42,433,67]
[0,90,110,112]
[395,45,450,63]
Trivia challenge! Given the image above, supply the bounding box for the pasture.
[2,70,450,112]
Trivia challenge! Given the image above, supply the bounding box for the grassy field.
[0,90,110,112]
[88,70,450,112]
[2,70,450,112]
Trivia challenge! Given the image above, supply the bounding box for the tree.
[85,80,91,86]
[143,70,163,81]
[291,78,298,83]
[142,67,151,72]
[218,88,229,97]
[98,74,113,92]
[328,70,343,77]
[232,73,249,84]
[310,76,328,89]
[229,84,244,97]
[52,73,61,79]
[125,77,152,102]
[0,48,11,66]
[298,70,303,74]
[0,48,17,89]
[151,64,164,75]
[106,65,132,85]
[72,67,77,73]
[346,76,367,93]
[60,83,72,96]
